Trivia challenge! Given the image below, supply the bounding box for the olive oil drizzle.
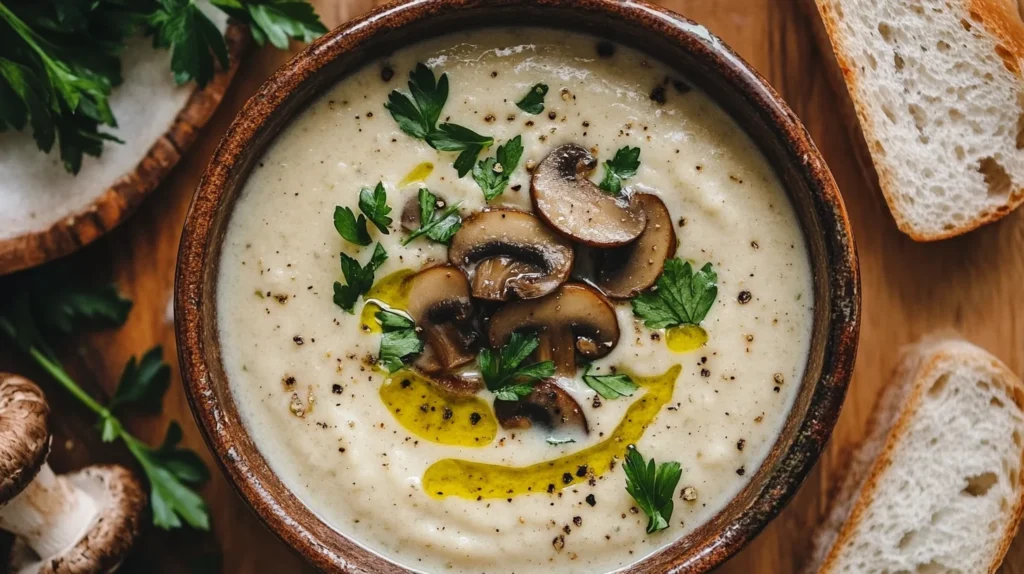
[422,365,681,499]
[359,269,414,333]
[665,324,708,353]
[380,372,497,447]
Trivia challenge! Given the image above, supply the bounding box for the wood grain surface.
[1,1,1022,572]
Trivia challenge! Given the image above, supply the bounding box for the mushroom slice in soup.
[406,265,479,374]
[531,144,646,247]
[494,381,589,433]
[488,283,619,377]
[596,193,677,298]
[448,209,573,301]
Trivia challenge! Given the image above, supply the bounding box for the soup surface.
[217,27,814,573]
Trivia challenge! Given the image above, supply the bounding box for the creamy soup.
[217,28,814,573]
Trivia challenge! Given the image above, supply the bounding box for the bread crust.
[810,337,1024,573]
[807,0,1024,241]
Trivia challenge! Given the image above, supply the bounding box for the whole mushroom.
[0,374,146,574]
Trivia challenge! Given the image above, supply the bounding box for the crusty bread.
[808,0,1024,241]
[807,337,1024,573]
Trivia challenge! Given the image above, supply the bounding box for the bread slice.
[807,337,1024,573]
[807,0,1024,241]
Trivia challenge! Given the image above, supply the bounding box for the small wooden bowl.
[175,1,861,571]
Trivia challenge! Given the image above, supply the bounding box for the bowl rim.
[175,1,861,571]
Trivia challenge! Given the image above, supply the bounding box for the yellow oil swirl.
[399,162,434,187]
[422,365,681,499]
[666,324,708,353]
[380,372,496,447]
[360,269,414,333]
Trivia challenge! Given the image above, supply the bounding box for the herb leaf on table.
[623,445,682,534]
[631,258,718,329]
[333,243,388,313]
[598,146,641,195]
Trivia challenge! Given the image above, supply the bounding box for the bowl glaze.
[175,1,861,571]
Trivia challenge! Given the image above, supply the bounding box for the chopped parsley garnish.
[385,63,493,177]
[631,259,718,329]
[623,445,682,534]
[358,182,393,234]
[332,243,387,313]
[598,146,641,194]
[515,83,549,115]
[472,135,524,201]
[402,188,462,245]
[479,332,555,400]
[582,365,638,399]
[334,206,371,246]
[376,309,423,372]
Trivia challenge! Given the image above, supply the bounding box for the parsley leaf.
[358,181,392,234]
[515,83,549,114]
[598,146,641,194]
[333,243,388,313]
[623,445,682,534]
[108,346,172,414]
[473,135,524,201]
[631,258,718,329]
[152,421,211,486]
[427,123,494,178]
[214,0,327,50]
[376,309,423,372]
[334,206,371,246]
[480,332,555,397]
[150,0,229,87]
[582,365,638,399]
[402,188,462,245]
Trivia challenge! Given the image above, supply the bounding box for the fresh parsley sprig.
[473,135,524,201]
[515,83,548,115]
[402,188,462,246]
[623,445,682,534]
[333,243,388,313]
[334,182,393,246]
[480,332,555,401]
[376,309,423,372]
[631,258,718,329]
[0,271,211,530]
[599,146,641,194]
[582,365,638,399]
[385,63,493,177]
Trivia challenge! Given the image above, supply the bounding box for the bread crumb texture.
[811,338,1024,573]
[818,0,1024,240]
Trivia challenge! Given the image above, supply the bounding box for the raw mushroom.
[494,381,589,433]
[0,374,146,574]
[448,209,574,301]
[488,283,620,377]
[406,265,479,374]
[596,193,677,298]
[531,144,646,247]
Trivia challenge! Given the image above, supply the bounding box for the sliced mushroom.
[406,265,478,374]
[531,144,646,247]
[0,374,146,574]
[488,283,620,377]
[448,210,573,301]
[401,192,449,231]
[596,193,677,298]
[494,381,589,433]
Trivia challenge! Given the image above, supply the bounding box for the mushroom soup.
[217,28,814,573]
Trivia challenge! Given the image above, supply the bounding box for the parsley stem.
[0,3,59,71]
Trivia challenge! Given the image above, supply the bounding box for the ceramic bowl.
[175,0,861,571]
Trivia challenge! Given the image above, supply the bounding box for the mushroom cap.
[494,381,589,433]
[0,374,50,505]
[531,144,646,247]
[596,193,678,298]
[448,209,574,301]
[406,265,478,373]
[9,465,147,574]
[487,283,620,376]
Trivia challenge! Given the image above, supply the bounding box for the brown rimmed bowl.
[175,1,861,571]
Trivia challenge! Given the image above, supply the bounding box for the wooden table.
[3,0,1022,571]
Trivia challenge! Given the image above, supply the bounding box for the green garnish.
[358,181,393,234]
[473,135,524,201]
[0,271,210,530]
[623,445,682,534]
[631,258,718,329]
[582,365,638,399]
[376,309,423,372]
[0,0,324,173]
[598,146,641,194]
[385,63,493,177]
[515,83,549,115]
[333,243,387,313]
[333,206,371,246]
[479,332,555,400]
[401,188,462,245]
[546,436,577,446]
